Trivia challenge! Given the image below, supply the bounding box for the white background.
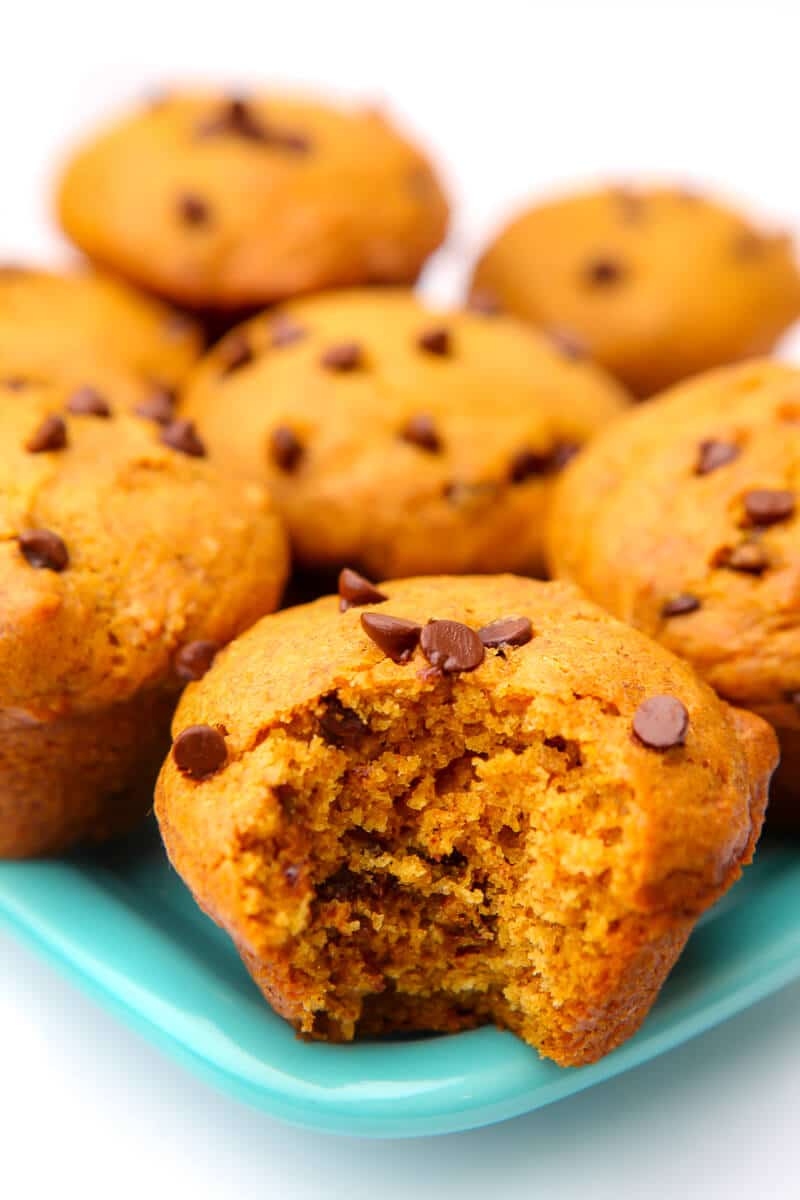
[3,2,800,1196]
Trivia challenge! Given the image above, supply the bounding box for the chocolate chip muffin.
[0,265,201,390]
[546,358,800,821]
[56,90,449,311]
[0,378,288,857]
[155,574,775,1066]
[180,288,628,578]
[470,184,800,396]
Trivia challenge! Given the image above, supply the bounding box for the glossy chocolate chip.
[401,413,441,453]
[25,414,67,453]
[420,620,485,674]
[172,724,227,779]
[270,426,304,471]
[360,612,422,662]
[661,593,701,617]
[632,696,689,750]
[477,616,533,649]
[178,192,210,225]
[66,386,111,417]
[219,333,253,376]
[135,385,176,425]
[417,326,451,356]
[585,257,625,286]
[161,419,206,457]
[743,489,795,526]
[175,640,220,682]
[18,528,69,571]
[338,568,387,612]
[320,342,362,372]
[696,439,739,475]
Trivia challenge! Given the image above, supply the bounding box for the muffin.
[180,288,628,578]
[547,358,800,820]
[470,184,800,396]
[56,90,449,311]
[155,574,775,1066]
[0,377,288,857]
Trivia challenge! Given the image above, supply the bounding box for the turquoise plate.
[1,822,799,1138]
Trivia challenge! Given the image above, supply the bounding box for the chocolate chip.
[548,328,588,361]
[661,593,701,617]
[338,567,388,612]
[270,315,306,348]
[696,439,739,475]
[196,97,310,153]
[721,541,769,574]
[401,413,442,453]
[161,419,206,457]
[360,612,422,662]
[270,426,303,471]
[218,332,253,376]
[318,695,369,746]
[467,289,501,316]
[135,385,175,425]
[18,528,69,571]
[550,441,581,472]
[172,724,227,779]
[66,386,111,417]
[320,342,362,372]
[509,448,552,483]
[175,640,220,682]
[178,192,210,225]
[417,326,451,356]
[420,620,485,674]
[632,695,689,750]
[25,414,67,453]
[477,616,533,649]
[743,489,795,527]
[585,257,625,286]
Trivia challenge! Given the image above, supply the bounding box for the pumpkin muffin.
[470,184,800,396]
[180,288,628,578]
[0,377,288,857]
[56,89,449,310]
[547,359,800,821]
[155,574,775,1066]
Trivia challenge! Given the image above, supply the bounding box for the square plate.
[1,822,799,1138]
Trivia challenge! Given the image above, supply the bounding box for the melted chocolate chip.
[178,192,210,225]
[721,541,769,575]
[18,528,69,571]
[696,439,739,475]
[360,612,422,662]
[172,724,227,779]
[270,315,306,348]
[401,413,441,453]
[175,640,220,682]
[417,326,451,356]
[161,419,206,457]
[661,593,701,618]
[338,567,388,612]
[270,426,304,471]
[477,616,533,649]
[632,695,689,750]
[420,620,485,674]
[25,414,67,453]
[743,488,795,527]
[320,342,362,372]
[135,385,175,425]
[585,257,625,286]
[219,333,253,376]
[466,290,501,316]
[318,695,368,747]
[66,386,111,417]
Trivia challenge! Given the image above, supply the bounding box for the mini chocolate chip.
[175,640,220,682]
[172,724,227,779]
[743,488,795,526]
[420,620,485,674]
[320,342,362,372]
[270,315,306,348]
[161,419,206,457]
[509,448,552,483]
[270,426,304,471]
[696,439,739,475]
[478,616,533,649]
[218,332,253,376]
[401,413,442,453]
[585,257,625,286]
[722,541,769,574]
[661,593,701,617]
[632,695,689,750]
[550,441,581,472]
[338,567,388,612]
[66,386,111,417]
[135,385,176,425]
[417,326,451,356]
[467,289,501,316]
[318,695,369,746]
[548,327,588,361]
[178,192,210,225]
[361,612,422,662]
[25,414,67,453]
[18,528,69,571]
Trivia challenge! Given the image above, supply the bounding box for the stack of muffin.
[4,85,800,1069]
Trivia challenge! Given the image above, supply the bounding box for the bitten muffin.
[180,288,628,578]
[470,184,800,396]
[0,378,288,858]
[56,90,450,311]
[547,359,800,821]
[155,574,775,1067]
[0,265,201,390]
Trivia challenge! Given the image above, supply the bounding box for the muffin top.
[548,359,800,730]
[0,378,288,718]
[56,90,450,310]
[470,184,800,396]
[181,288,628,577]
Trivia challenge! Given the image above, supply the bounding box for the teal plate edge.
[1,839,800,1139]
